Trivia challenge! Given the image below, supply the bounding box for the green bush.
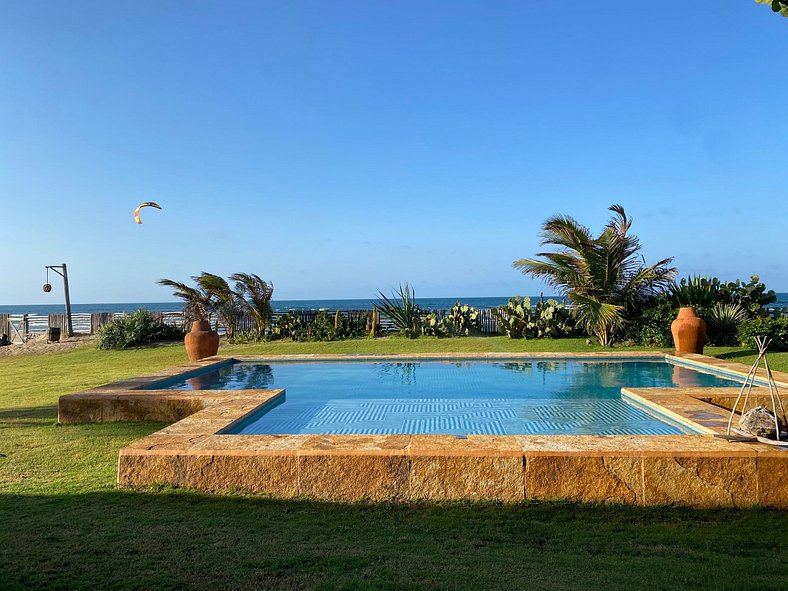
[738,317,788,351]
[625,300,676,347]
[97,309,184,350]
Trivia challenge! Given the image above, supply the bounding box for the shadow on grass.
[714,350,759,361]
[0,404,58,423]
[1,490,787,591]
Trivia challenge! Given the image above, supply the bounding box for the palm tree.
[230,273,274,337]
[192,272,243,340]
[159,273,242,338]
[157,278,212,322]
[513,204,676,346]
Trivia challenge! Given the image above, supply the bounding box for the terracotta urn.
[184,320,220,361]
[671,307,706,355]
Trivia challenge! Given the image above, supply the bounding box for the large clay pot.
[184,320,219,361]
[671,307,706,355]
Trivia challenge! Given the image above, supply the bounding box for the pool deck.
[58,351,788,507]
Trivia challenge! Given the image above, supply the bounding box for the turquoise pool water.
[151,358,743,436]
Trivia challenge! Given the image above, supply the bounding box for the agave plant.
[706,302,748,346]
[513,205,676,346]
[376,283,422,338]
[668,276,722,308]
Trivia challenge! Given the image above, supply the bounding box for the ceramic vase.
[670,307,706,355]
[184,320,220,361]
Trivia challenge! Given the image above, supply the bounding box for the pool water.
[152,358,743,436]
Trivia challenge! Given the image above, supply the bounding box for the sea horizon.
[2,292,788,316]
[0,296,566,316]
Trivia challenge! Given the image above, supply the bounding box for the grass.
[2,336,788,590]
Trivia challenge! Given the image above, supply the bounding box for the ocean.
[0,297,546,316]
[1,293,787,316]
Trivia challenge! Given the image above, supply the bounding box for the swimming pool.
[150,357,743,436]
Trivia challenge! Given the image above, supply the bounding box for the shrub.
[97,309,184,350]
[738,317,788,351]
[624,300,676,347]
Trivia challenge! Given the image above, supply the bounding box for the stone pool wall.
[58,352,788,508]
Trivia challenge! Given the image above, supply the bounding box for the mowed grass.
[2,336,788,590]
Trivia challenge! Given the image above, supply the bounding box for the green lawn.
[2,337,787,590]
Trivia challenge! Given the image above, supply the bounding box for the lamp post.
[44,263,73,337]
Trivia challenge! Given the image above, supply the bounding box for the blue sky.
[1,1,787,305]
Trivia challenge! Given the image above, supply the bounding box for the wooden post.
[62,263,73,336]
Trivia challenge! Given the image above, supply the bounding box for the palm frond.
[568,292,624,346]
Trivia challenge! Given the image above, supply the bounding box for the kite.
[134,202,162,224]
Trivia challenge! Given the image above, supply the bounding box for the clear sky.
[1,1,787,305]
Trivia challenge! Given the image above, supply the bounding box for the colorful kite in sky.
[134,202,162,224]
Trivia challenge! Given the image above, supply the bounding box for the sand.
[0,333,95,358]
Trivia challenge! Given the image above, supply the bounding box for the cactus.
[531,295,575,338]
[491,296,531,339]
[334,310,342,331]
[442,302,480,336]
[421,313,443,336]
[370,306,378,336]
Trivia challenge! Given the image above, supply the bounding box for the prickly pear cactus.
[443,302,480,336]
[531,297,575,338]
[491,296,531,339]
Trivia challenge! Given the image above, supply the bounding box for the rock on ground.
[739,406,786,440]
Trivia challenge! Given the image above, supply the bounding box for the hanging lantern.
[43,283,52,293]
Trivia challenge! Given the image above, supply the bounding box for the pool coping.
[58,351,788,507]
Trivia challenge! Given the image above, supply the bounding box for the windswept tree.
[159,271,274,340]
[513,204,676,346]
[230,273,274,336]
[193,272,243,340]
[157,277,212,321]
